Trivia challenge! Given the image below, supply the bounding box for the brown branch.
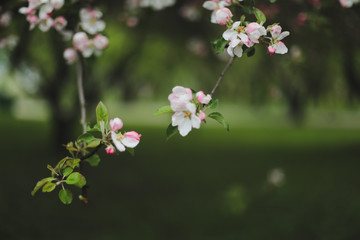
[76,52,87,133]
[210,57,235,96]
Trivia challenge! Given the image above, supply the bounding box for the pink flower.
[106,146,115,154]
[198,111,206,122]
[196,91,212,104]
[111,131,141,152]
[53,16,67,31]
[72,32,89,52]
[110,118,123,132]
[168,86,193,112]
[268,25,290,55]
[215,7,232,25]
[79,8,105,34]
[267,46,276,55]
[94,34,109,50]
[245,22,266,45]
[63,48,77,64]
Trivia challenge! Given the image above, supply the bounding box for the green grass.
[1,117,360,239]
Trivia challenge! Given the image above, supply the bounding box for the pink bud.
[215,8,232,25]
[63,48,77,64]
[106,146,115,154]
[196,91,212,104]
[268,46,276,55]
[110,118,123,132]
[198,111,206,121]
[72,32,88,52]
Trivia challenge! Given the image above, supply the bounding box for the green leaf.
[87,139,101,148]
[254,8,266,24]
[208,112,230,131]
[77,133,95,144]
[66,158,81,169]
[59,189,73,204]
[85,154,101,167]
[207,99,219,110]
[166,123,178,140]
[96,101,108,124]
[211,36,229,55]
[47,164,58,177]
[66,172,86,188]
[42,182,56,192]
[62,167,73,177]
[154,105,174,116]
[31,177,56,196]
[86,122,101,133]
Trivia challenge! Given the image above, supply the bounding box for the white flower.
[63,48,77,64]
[139,0,176,10]
[215,7,232,25]
[203,0,231,24]
[268,25,290,55]
[79,8,105,35]
[111,131,141,152]
[222,21,245,57]
[339,0,360,7]
[168,86,193,112]
[53,16,67,31]
[50,0,64,10]
[171,102,201,136]
[245,22,266,46]
[93,34,109,50]
[72,32,89,52]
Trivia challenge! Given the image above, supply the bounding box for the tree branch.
[76,53,87,133]
[210,57,235,96]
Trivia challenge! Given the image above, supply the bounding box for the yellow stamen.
[117,133,125,141]
[184,111,191,118]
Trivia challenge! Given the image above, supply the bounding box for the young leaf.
[42,182,57,192]
[154,105,174,116]
[66,158,81,169]
[166,123,178,140]
[59,189,73,204]
[208,112,230,131]
[31,177,56,196]
[96,101,108,124]
[66,172,86,188]
[254,8,266,24]
[207,99,219,110]
[211,36,229,55]
[77,133,96,144]
[62,167,74,177]
[87,139,101,148]
[85,154,101,167]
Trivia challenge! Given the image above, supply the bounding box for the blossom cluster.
[168,86,211,136]
[64,7,109,64]
[19,0,67,32]
[203,0,290,56]
[339,0,360,7]
[105,117,141,154]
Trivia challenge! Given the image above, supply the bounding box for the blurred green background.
[1,0,360,239]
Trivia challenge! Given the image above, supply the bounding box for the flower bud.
[63,48,77,64]
[215,8,232,25]
[106,146,115,154]
[72,31,88,52]
[196,91,212,104]
[198,111,206,121]
[110,118,123,132]
[268,46,276,55]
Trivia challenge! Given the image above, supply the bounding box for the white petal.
[178,119,192,136]
[277,31,290,41]
[191,115,201,129]
[121,136,139,148]
[172,112,186,126]
[227,46,234,57]
[223,30,237,41]
[111,131,126,152]
[274,42,288,54]
[233,46,243,57]
[202,1,217,10]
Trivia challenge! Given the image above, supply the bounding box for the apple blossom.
[73,32,89,52]
[106,146,115,154]
[245,22,266,46]
[50,0,64,10]
[202,0,231,24]
[168,86,193,111]
[139,0,176,10]
[215,7,232,25]
[111,131,141,152]
[94,34,109,50]
[171,102,201,137]
[53,16,67,31]
[110,118,123,132]
[80,8,106,35]
[268,25,290,55]
[339,0,360,7]
[63,48,77,64]
[196,91,212,104]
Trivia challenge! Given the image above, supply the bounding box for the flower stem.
[210,56,235,96]
[76,52,87,133]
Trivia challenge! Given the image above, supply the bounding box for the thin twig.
[210,57,235,96]
[76,52,87,133]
